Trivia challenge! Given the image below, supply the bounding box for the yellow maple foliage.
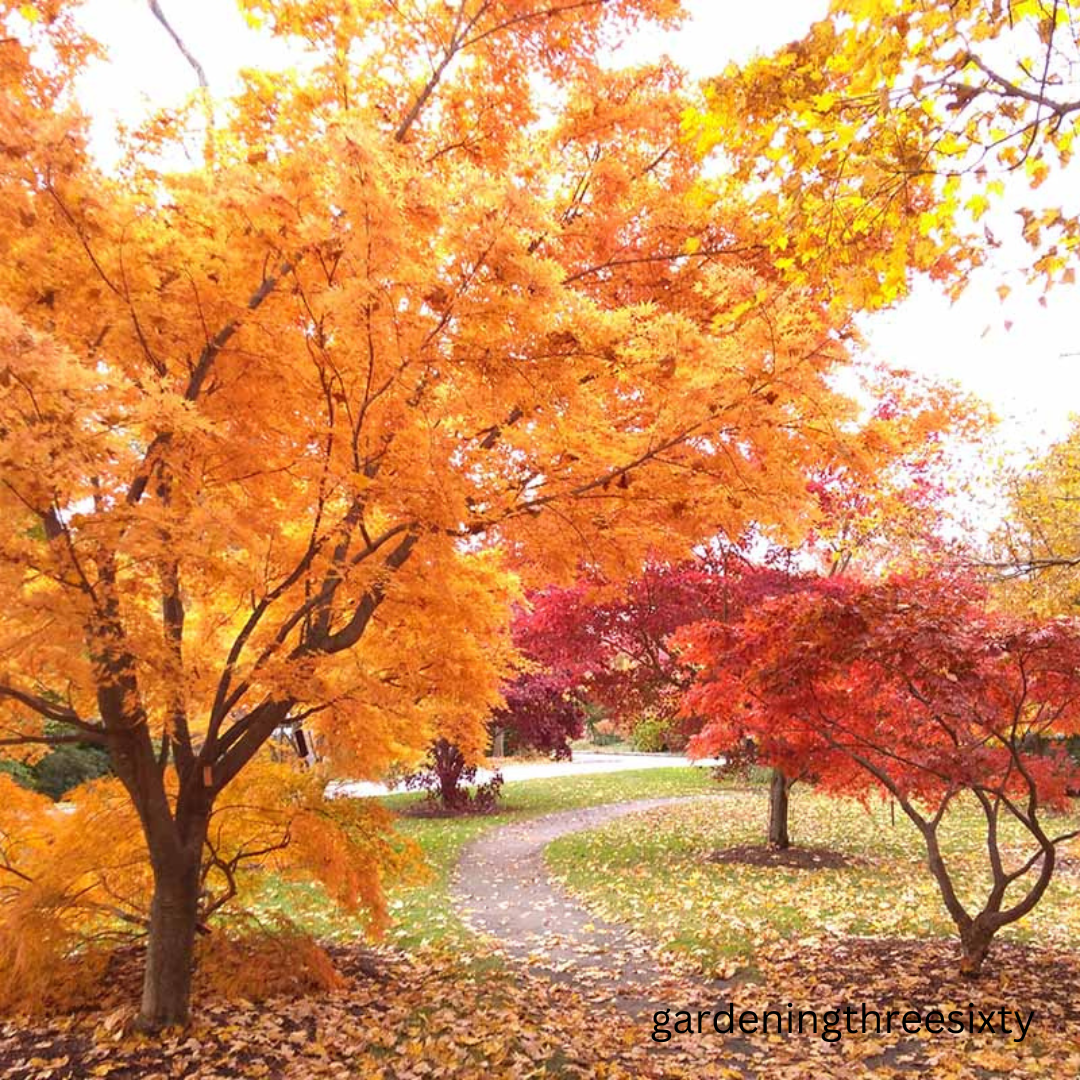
[687,0,1080,303]
[993,417,1080,615]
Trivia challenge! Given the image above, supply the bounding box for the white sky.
[73,0,1079,464]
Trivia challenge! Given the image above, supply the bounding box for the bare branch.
[148,0,209,89]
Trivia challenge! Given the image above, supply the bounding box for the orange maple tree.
[0,0,958,1029]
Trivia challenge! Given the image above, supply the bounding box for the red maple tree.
[514,552,812,843]
[516,551,799,731]
[679,571,1080,973]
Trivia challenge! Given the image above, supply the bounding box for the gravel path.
[451,796,734,1018]
[451,794,931,1078]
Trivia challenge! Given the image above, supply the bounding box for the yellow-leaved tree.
[1,0,957,1029]
[993,418,1080,614]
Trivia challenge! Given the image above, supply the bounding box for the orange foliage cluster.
[194,922,344,1003]
[0,761,416,1015]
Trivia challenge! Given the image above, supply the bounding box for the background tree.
[490,672,587,761]
[21,733,112,801]
[401,738,505,816]
[992,417,1080,615]
[0,0,890,1029]
[680,571,1080,974]
[766,369,985,845]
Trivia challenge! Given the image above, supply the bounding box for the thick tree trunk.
[136,836,205,1031]
[768,768,791,850]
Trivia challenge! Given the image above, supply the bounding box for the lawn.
[534,786,1080,1078]
[546,786,1080,980]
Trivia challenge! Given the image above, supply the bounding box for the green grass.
[545,787,1080,978]
[249,766,718,949]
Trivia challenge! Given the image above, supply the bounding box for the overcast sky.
[74,0,1079,463]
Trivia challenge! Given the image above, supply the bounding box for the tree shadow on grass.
[707,844,861,871]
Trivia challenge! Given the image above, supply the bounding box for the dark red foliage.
[492,674,586,759]
[513,550,802,732]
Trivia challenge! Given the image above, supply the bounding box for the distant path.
[450,796,733,1017]
[330,751,722,798]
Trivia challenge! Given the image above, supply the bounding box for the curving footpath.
[452,795,927,1078]
[451,796,733,1018]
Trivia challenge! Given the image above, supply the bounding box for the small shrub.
[629,716,671,753]
[709,737,758,782]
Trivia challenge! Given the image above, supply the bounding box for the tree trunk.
[136,846,203,1031]
[959,918,995,976]
[491,727,506,758]
[432,739,466,808]
[768,768,791,850]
